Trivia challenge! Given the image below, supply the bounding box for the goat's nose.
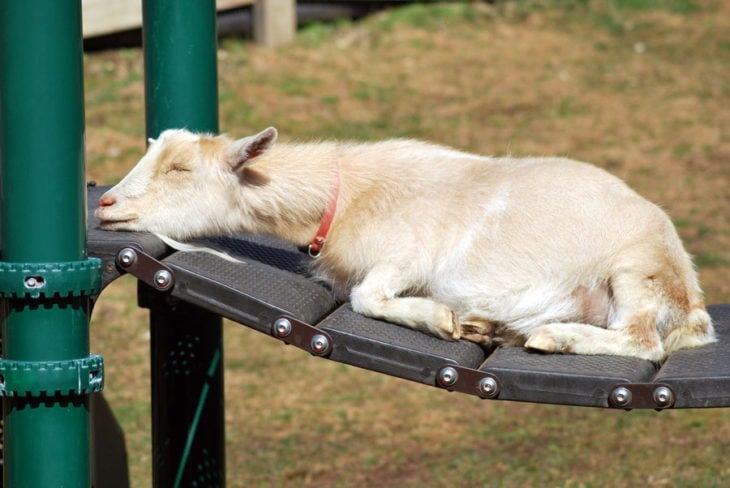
[98,194,116,207]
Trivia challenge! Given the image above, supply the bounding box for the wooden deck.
[82,0,294,47]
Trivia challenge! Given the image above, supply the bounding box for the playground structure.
[1,1,729,486]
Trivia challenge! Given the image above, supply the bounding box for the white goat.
[96,128,716,361]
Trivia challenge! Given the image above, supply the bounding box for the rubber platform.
[87,186,730,409]
[163,249,336,333]
[319,304,487,386]
[481,347,657,407]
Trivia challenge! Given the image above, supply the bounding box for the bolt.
[478,376,500,399]
[272,318,292,338]
[653,386,675,408]
[437,367,459,388]
[310,334,331,356]
[153,270,173,290]
[117,248,137,268]
[24,276,44,289]
[611,386,632,407]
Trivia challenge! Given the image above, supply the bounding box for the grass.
[85,1,730,486]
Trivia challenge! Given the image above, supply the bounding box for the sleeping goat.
[96,127,716,361]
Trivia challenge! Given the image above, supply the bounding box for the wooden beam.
[82,0,255,39]
[252,0,296,47]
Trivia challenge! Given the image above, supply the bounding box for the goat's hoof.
[462,333,492,345]
[460,319,496,345]
[448,310,462,340]
[433,308,461,341]
[525,329,558,353]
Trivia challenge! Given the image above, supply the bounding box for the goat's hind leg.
[350,264,462,341]
[525,266,666,361]
[524,319,663,361]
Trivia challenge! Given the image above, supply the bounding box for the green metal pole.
[0,1,102,487]
[141,1,225,486]
[143,0,219,135]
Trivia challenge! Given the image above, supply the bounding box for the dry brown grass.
[86,1,730,486]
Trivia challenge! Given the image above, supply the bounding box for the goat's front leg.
[350,265,461,340]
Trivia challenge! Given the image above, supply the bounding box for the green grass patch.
[275,77,321,96]
[695,252,730,267]
[610,0,700,13]
[375,2,492,30]
[298,18,352,46]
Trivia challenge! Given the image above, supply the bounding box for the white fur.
[96,128,716,361]
[154,233,245,264]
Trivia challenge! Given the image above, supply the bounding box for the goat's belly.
[430,248,614,327]
[434,281,611,333]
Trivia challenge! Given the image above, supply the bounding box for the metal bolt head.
[653,386,675,408]
[272,318,292,338]
[437,367,459,388]
[24,276,44,289]
[310,334,331,356]
[117,248,137,268]
[153,270,173,290]
[478,376,500,399]
[611,386,632,407]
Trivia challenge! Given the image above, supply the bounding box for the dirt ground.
[84,1,729,486]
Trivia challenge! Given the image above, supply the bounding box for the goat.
[96,127,716,361]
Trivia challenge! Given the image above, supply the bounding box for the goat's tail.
[659,243,716,356]
[613,229,716,359]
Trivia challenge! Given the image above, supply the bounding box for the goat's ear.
[228,127,278,172]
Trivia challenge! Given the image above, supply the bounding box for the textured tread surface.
[164,250,336,332]
[654,304,730,408]
[202,235,309,275]
[482,347,657,407]
[319,304,487,385]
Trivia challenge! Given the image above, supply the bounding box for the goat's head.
[95,127,277,239]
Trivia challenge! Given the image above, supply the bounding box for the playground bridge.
[87,184,730,412]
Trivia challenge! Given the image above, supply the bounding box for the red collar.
[307,167,340,258]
